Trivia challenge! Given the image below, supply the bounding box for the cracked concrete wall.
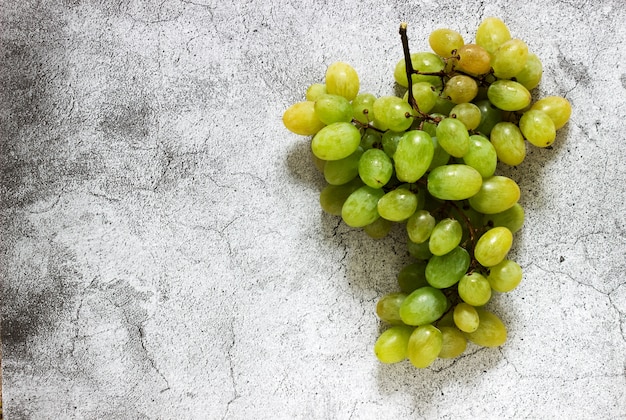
[1,0,625,418]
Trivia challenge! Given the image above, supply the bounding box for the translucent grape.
[407,238,433,260]
[311,122,361,160]
[530,96,572,129]
[376,292,408,324]
[324,147,363,185]
[475,99,503,136]
[397,262,429,294]
[394,52,445,88]
[373,96,414,132]
[325,61,360,101]
[429,28,464,57]
[360,128,381,150]
[458,272,492,306]
[438,326,467,358]
[488,259,523,292]
[394,130,435,182]
[469,175,520,214]
[474,226,513,267]
[378,188,418,221]
[403,82,438,114]
[491,38,529,79]
[363,217,393,239]
[429,218,463,256]
[358,148,393,189]
[453,302,480,333]
[407,209,436,244]
[428,136,452,170]
[515,52,543,90]
[314,94,353,124]
[443,75,479,104]
[454,44,492,75]
[374,325,414,364]
[407,325,443,368]
[319,179,363,215]
[436,309,455,328]
[352,93,377,124]
[427,164,483,201]
[341,185,384,227]
[399,287,448,326]
[425,246,470,288]
[487,80,531,111]
[519,109,556,147]
[449,103,481,130]
[464,309,507,347]
[490,122,526,166]
[483,202,525,233]
[306,83,327,101]
[475,16,511,55]
[283,101,326,136]
[436,117,470,157]
[463,134,498,178]
[381,130,404,158]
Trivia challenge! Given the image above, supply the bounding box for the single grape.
[519,109,556,147]
[436,309,456,328]
[394,130,435,182]
[399,286,448,326]
[453,302,480,333]
[283,101,326,136]
[319,178,363,215]
[449,103,481,130]
[428,136,452,170]
[425,246,470,288]
[454,44,492,75]
[487,80,531,111]
[458,272,492,306]
[429,28,464,57]
[407,209,436,244]
[429,96,456,116]
[407,238,433,260]
[394,52,445,88]
[463,134,498,178]
[311,122,361,160]
[381,130,404,158]
[475,16,512,55]
[483,202,525,233]
[374,325,415,364]
[358,148,393,189]
[363,217,393,239]
[429,218,463,256]
[376,292,408,324]
[325,61,360,101]
[341,185,384,227]
[515,52,543,90]
[474,226,513,267]
[403,82,438,114]
[324,147,363,185]
[306,83,327,101]
[373,96,414,132]
[443,75,479,104]
[378,188,419,221]
[469,175,520,214]
[397,262,429,294]
[438,326,467,358]
[427,164,483,201]
[407,325,443,368]
[475,99,503,136]
[491,38,529,79]
[488,259,523,292]
[314,94,353,124]
[352,93,377,124]
[530,96,572,129]
[464,309,507,347]
[436,117,470,157]
[360,128,382,150]
[490,122,526,166]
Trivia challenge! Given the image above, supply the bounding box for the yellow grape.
[429,28,464,57]
[464,309,507,347]
[325,62,360,101]
[530,96,572,129]
[283,101,326,136]
[438,326,467,358]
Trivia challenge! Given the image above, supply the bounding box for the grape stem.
[399,23,419,113]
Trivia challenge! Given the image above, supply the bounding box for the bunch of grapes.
[283,17,571,369]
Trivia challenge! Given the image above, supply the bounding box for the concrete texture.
[1,0,625,418]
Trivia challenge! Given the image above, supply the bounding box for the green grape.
[449,103,481,130]
[306,83,327,101]
[394,52,445,88]
[475,99,503,136]
[429,28,464,57]
[487,80,531,111]
[425,246,470,288]
[373,96,414,132]
[427,164,483,200]
[429,218,463,256]
[374,325,414,364]
[491,38,529,79]
[442,75,478,104]
[351,93,377,124]
[436,309,455,328]
[403,82,438,113]
[407,209,436,244]
[489,122,526,166]
[429,97,456,116]
[397,262,429,294]
[311,122,361,160]
[454,44,491,75]
[325,61,360,101]
[488,259,523,292]
[463,134,498,178]
[530,96,572,129]
[464,309,507,347]
[360,128,382,150]
[475,16,511,55]
[324,147,363,185]
[407,325,443,368]
[407,238,433,260]
[519,109,556,147]
[458,272,492,306]
[515,52,543,90]
[436,117,470,157]
[438,326,467,358]
[394,130,434,182]
[399,287,448,326]
[453,302,480,333]
[319,178,363,215]
[428,136,451,170]
[312,154,326,172]
[378,188,419,221]
[469,175,520,214]
[376,292,408,324]
[358,148,393,189]
[483,202,525,233]
[283,101,326,136]
[381,130,404,158]
[474,226,513,267]
[363,217,393,239]
[314,94,353,124]
[341,185,384,227]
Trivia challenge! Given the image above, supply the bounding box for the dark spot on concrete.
[557,51,591,88]
[621,73,626,90]
[98,98,158,148]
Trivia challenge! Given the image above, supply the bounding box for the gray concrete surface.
[1,0,625,418]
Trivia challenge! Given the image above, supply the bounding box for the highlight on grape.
[283,17,571,369]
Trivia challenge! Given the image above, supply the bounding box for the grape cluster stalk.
[282,17,571,369]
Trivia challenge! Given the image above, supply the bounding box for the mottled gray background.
[1,0,625,419]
